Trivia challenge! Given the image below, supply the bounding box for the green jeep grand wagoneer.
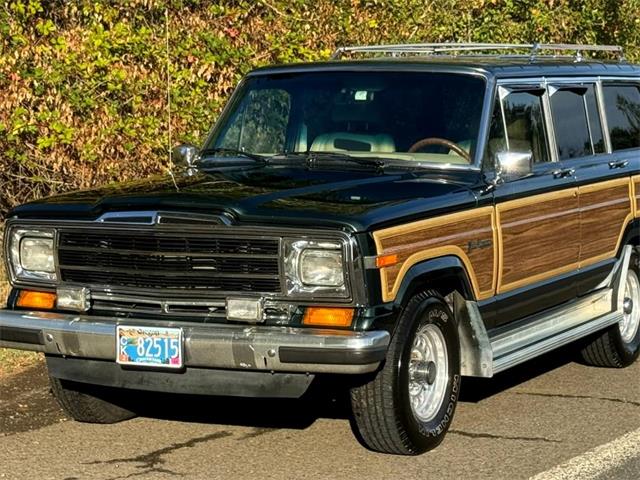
[1,43,639,455]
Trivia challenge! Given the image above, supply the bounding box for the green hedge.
[1,0,639,216]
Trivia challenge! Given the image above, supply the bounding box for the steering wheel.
[407,137,471,163]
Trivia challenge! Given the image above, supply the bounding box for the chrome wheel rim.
[408,323,449,422]
[619,267,640,344]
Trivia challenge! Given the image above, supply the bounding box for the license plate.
[116,326,183,369]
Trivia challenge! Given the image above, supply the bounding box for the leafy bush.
[1,0,638,217]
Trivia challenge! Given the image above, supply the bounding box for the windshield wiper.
[199,147,267,164]
[275,151,385,171]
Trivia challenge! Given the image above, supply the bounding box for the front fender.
[393,255,475,308]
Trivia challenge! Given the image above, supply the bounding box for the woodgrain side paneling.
[579,178,633,266]
[634,175,640,218]
[373,178,635,305]
[497,189,580,293]
[373,207,496,302]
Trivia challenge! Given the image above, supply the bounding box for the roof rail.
[330,42,625,62]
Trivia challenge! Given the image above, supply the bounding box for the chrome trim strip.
[595,78,613,153]
[96,210,233,226]
[0,310,389,374]
[91,305,225,319]
[60,263,280,280]
[541,78,560,163]
[58,245,279,259]
[492,309,622,374]
[496,75,640,86]
[363,256,378,269]
[91,293,226,308]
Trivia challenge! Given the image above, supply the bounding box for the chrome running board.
[491,288,621,374]
[490,246,632,375]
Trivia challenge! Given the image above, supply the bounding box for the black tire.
[580,251,640,368]
[350,290,461,455]
[50,376,136,424]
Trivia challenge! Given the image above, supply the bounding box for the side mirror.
[495,151,533,183]
[171,144,200,171]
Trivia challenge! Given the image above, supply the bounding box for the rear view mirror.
[495,151,533,183]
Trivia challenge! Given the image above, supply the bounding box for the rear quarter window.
[602,84,640,151]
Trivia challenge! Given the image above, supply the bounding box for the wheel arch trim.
[392,255,475,307]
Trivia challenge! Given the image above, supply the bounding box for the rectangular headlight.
[284,239,348,297]
[8,227,57,283]
[299,249,344,286]
[20,237,55,272]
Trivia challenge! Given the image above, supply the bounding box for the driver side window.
[484,87,551,171]
[502,90,550,164]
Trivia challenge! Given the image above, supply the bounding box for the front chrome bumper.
[0,309,390,374]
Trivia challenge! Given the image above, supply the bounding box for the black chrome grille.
[57,230,282,293]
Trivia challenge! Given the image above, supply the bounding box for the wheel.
[580,251,640,368]
[350,290,461,455]
[50,376,136,424]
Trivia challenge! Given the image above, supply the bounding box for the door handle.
[552,168,575,179]
[608,160,629,169]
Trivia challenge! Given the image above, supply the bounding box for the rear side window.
[549,85,605,160]
[502,90,550,164]
[602,84,640,151]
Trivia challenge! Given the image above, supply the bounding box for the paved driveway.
[0,348,638,480]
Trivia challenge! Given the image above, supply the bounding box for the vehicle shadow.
[459,344,580,403]
[131,345,580,430]
[132,375,353,431]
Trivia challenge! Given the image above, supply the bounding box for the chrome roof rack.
[331,42,625,62]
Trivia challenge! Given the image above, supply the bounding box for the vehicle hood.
[8,165,481,232]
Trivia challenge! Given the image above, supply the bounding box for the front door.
[489,85,580,327]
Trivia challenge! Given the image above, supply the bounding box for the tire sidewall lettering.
[400,297,461,449]
[419,374,461,437]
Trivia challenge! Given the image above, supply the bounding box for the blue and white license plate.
[116,326,183,369]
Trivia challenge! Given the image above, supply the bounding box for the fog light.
[227,297,263,323]
[57,287,90,312]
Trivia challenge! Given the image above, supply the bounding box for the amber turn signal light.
[376,254,399,268]
[16,290,57,310]
[303,307,354,327]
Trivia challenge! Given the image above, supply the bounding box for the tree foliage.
[1,0,639,216]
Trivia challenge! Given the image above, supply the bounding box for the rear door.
[489,83,580,327]
[557,81,640,294]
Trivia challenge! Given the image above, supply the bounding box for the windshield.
[207,71,486,167]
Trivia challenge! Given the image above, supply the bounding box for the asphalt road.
[0,347,639,480]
